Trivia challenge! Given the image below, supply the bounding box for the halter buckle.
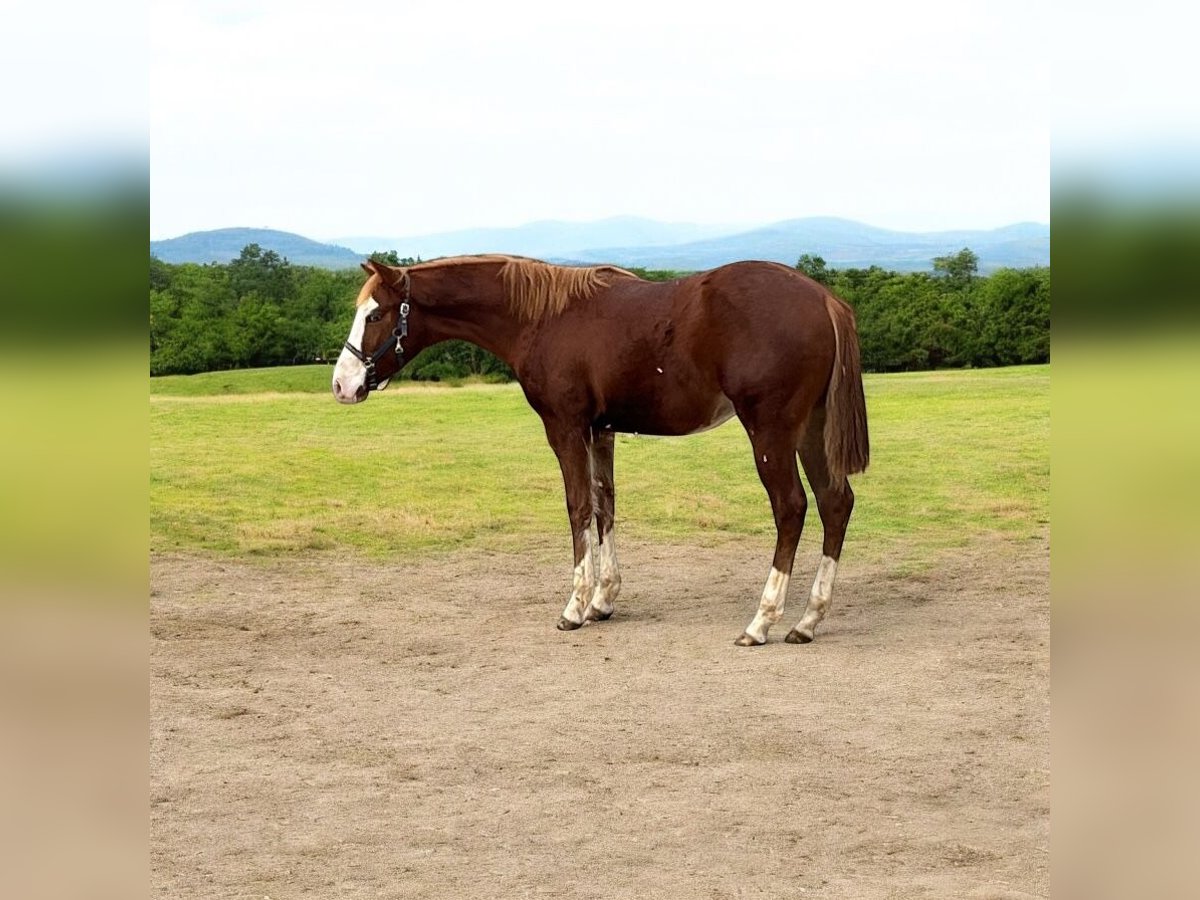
[397,301,410,343]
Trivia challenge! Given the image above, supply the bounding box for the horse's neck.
[421,267,526,366]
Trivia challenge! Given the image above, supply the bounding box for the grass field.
[150,365,1049,567]
[151,364,343,396]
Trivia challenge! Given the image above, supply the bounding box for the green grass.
[150,365,504,396]
[150,365,1049,566]
[151,365,337,395]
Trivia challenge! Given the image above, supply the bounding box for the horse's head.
[332,260,413,404]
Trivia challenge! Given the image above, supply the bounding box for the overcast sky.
[148,0,1051,240]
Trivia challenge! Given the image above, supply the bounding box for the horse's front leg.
[544,420,597,631]
[583,428,620,623]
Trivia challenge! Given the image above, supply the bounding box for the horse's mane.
[498,257,635,320]
[393,255,635,320]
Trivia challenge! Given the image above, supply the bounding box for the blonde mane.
[357,255,636,318]
[498,257,634,320]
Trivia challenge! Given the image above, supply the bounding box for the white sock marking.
[794,555,838,637]
[743,566,790,644]
[585,527,621,618]
[560,527,596,625]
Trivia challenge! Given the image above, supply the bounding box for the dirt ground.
[151,535,1048,899]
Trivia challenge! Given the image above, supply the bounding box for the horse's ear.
[362,259,401,285]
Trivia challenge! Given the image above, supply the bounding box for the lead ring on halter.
[342,273,412,391]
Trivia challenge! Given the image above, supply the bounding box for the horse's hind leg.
[583,429,621,622]
[734,422,809,646]
[788,408,855,643]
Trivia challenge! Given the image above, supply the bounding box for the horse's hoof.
[557,617,582,631]
[785,628,814,644]
[584,606,614,622]
[733,632,764,647]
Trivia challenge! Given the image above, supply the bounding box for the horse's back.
[677,262,837,403]
[521,263,841,433]
[697,260,832,323]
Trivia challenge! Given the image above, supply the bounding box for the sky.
[144,0,1054,240]
[145,0,1056,241]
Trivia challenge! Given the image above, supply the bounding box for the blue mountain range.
[151,216,1049,272]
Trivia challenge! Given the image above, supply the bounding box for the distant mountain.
[330,216,740,259]
[568,218,1049,272]
[151,218,1049,273]
[150,228,361,269]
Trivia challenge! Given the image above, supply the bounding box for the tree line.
[797,248,1049,370]
[150,245,1048,378]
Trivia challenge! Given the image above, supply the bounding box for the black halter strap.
[343,271,411,391]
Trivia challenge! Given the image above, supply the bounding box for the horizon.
[151,213,1051,246]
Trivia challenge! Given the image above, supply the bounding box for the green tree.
[148,253,1049,378]
[368,250,419,266]
[796,253,831,285]
[228,243,294,301]
[932,247,979,288]
[150,255,171,292]
[975,267,1050,365]
[624,267,689,283]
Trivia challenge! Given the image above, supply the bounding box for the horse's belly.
[597,391,735,437]
[684,394,735,434]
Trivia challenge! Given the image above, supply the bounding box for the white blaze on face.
[794,555,839,639]
[332,298,379,403]
[743,566,791,644]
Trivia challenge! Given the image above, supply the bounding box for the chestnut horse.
[333,255,868,645]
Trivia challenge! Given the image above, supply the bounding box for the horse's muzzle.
[332,379,368,404]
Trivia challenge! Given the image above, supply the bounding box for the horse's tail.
[822,294,870,488]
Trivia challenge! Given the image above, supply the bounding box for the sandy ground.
[151,535,1048,899]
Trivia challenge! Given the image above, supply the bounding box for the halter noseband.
[342,271,412,391]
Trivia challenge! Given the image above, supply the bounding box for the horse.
[332,255,869,645]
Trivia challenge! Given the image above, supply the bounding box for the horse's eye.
[366,312,382,324]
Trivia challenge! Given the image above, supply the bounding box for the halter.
[342,271,412,391]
